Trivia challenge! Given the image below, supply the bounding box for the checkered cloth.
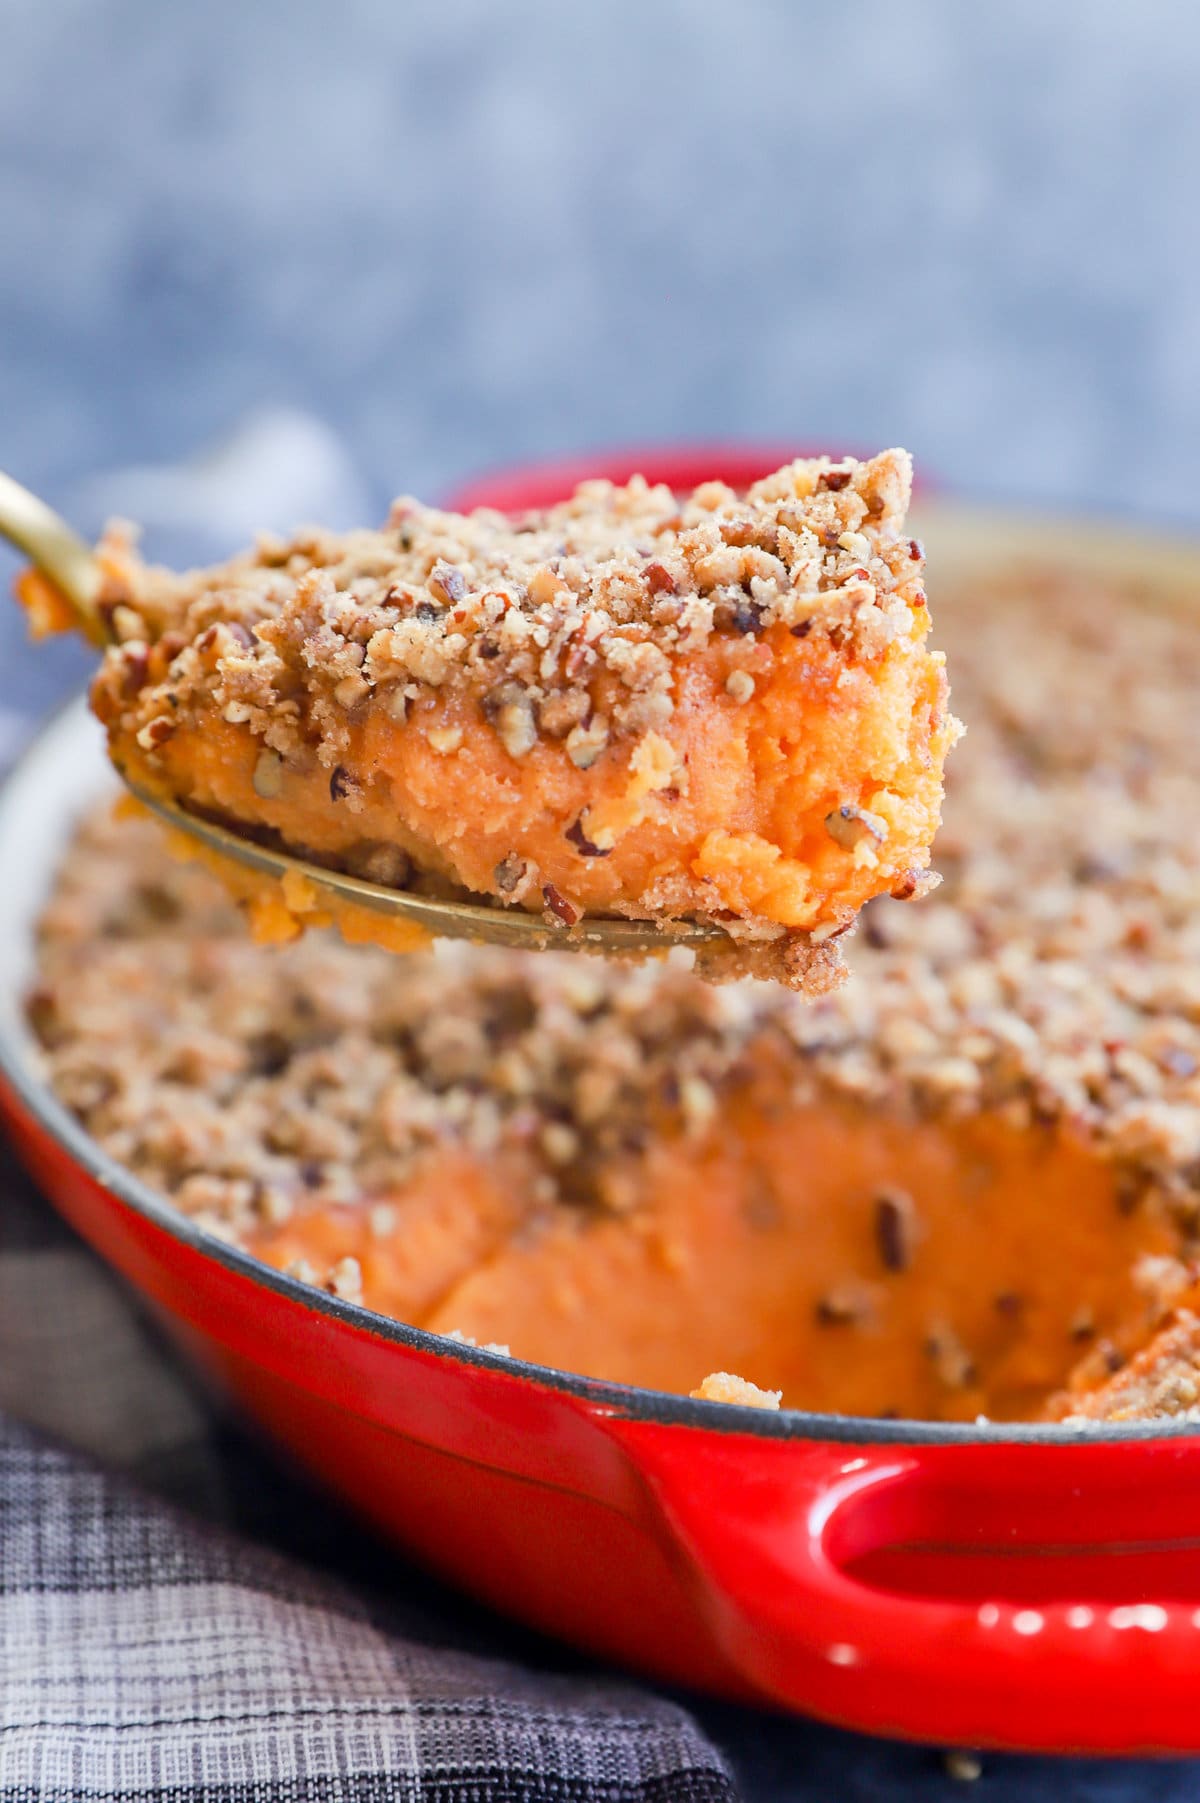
[0,1127,736,1801]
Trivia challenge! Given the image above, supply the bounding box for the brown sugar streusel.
[691,1372,782,1409]
[1056,1309,1200,1423]
[91,452,921,753]
[25,544,1200,1417]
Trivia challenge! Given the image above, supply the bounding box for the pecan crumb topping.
[91,449,924,785]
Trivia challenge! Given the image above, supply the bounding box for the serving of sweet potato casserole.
[68,450,957,990]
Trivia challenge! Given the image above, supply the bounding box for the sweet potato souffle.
[25,539,1200,1426]
[32,449,957,991]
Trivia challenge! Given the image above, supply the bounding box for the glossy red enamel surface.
[12,1085,1200,1751]
[6,446,1200,1753]
[444,445,816,514]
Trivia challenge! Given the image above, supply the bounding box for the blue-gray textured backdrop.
[6,0,1200,512]
[3,4,1200,1796]
[5,0,1200,710]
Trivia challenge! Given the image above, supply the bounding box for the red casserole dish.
[4,448,1200,1755]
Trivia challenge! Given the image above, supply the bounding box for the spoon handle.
[0,471,108,646]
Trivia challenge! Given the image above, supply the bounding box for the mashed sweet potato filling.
[138,617,948,952]
[247,1069,1175,1423]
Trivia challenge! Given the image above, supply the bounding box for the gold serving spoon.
[0,471,724,956]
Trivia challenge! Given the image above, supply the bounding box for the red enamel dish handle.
[606,1418,1200,1752]
[441,443,917,515]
